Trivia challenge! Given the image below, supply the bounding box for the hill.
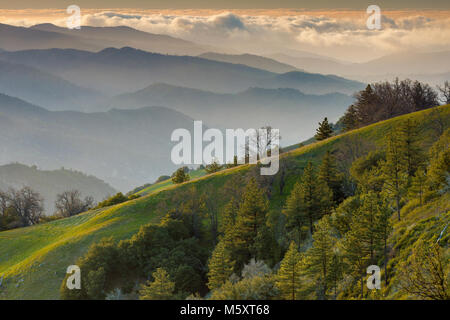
[198,52,299,73]
[0,104,448,299]
[0,93,200,191]
[102,83,354,145]
[0,163,116,215]
[0,47,364,96]
[0,60,103,111]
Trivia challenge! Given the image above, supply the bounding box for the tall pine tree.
[234,178,269,265]
[306,216,336,299]
[276,242,303,300]
[318,151,344,204]
[207,241,235,290]
[382,133,408,221]
[284,162,332,235]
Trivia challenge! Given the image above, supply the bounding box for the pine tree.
[341,220,371,299]
[276,242,303,300]
[327,252,343,300]
[285,162,332,236]
[408,167,427,205]
[172,167,190,184]
[219,198,238,235]
[342,104,359,131]
[358,192,384,264]
[398,118,425,178]
[139,268,175,300]
[205,160,222,174]
[315,117,333,141]
[427,129,450,193]
[207,241,235,290]
[318,151,344,204]
[374,199,393,286]
[283,181,305,246]
[382,134,408,221]
[307,216,336,299]
[234,178,269,264]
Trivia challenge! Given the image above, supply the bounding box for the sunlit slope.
[0,105,448,300]
[135,168,206,196]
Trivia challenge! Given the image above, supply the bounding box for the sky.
[1,0,450,10]
[1,2,450,62]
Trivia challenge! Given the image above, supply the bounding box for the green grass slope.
[0,105,448,299]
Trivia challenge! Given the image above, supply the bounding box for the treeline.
[340,79,445,132]
[0,188,96,231]
[61,114,449,300]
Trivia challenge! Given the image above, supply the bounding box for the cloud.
[2,9,450,62]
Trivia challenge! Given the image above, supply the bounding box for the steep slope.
[0,104,448,299]
[0,47,364,96]
[102,83,354,145]
[0,93,200,191]
[0,163,116,215]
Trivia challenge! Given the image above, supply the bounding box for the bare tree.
[55,190,94,217]
[7,186,44,226]
[437,81,450,105]
[247,126,281,160]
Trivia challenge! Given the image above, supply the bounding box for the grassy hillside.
[135,168,206,197]
[0,105,448,300]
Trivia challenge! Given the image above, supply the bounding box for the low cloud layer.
[3,9,450,62]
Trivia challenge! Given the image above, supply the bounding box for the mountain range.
[269,51,450,86]
[0,59,103,111]
[101,83,354,145]
[198,52,299,73]
[0,23,210,56]
[0,47,364,97]
[0,93,199,191]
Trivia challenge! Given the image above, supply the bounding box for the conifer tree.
[357,192,383,264]
[283,181,305,245]
[276,242,303,300]
[408,167,427,205]
[318,151,344,204]
[382,134,408,221]
[234,178,269,264]
[285,162,332,236]
[219,198,238,235]
[427,129,450,193]
[342,221,371,299]
[205,160,222,174]
[207,241,235,290]
[307,216,336,299]
[342,104,359,131]
[327,252,344,300]
[139,268,175,300]
[374,199,393,286]
[172,167,190,184]
[398,118,425,178]
[315,117,333,141]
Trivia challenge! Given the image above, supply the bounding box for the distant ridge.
[0,23,210,55]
